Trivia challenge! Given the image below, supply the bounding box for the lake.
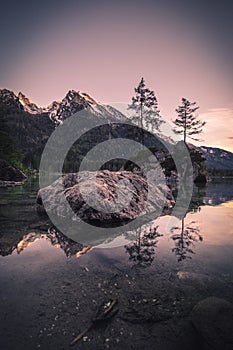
[0,177,233,350]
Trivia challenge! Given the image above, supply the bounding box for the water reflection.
[125,226,163,267]
[125,195,204,266]
[0,226,92,258]
[169,191,203,262]
[204,181,233,205]
[170,217,203,262]
[0,178,233,260]
[16,227,92,258]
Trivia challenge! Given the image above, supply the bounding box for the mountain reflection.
[0,180,233,259]
[2,227,92,258]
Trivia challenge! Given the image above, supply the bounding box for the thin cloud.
[197,107,233,152]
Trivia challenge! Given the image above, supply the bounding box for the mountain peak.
[76,90,100,105]
[47,89,127,125]
[0,88,23,110]
[48,89,101,124]
[18,91,30,104]
[18,91,43,114]
[65,89,100,105]
[0,88,17,101]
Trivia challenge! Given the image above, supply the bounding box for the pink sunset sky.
[1,0,233,151]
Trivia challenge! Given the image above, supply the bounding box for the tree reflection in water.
[125,225,163,267]
[170,205,203,262]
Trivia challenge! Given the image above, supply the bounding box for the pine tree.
[173,98,206,144]
[128,78,163,144]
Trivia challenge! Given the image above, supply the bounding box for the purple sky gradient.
[1,0,233,151]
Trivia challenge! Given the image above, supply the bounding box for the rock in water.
[191,297,233,350]
[37,170,174,224]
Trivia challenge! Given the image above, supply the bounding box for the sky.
[0,0,233,151]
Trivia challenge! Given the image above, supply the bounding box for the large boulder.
[0,159,27,183]
[191,297,233,350]
[37,170,174,224]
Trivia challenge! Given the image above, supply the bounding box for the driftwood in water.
[70,299,118,346]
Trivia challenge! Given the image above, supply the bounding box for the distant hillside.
[0,90,55,169]
[199,146,233,170]
[187,143,233,170]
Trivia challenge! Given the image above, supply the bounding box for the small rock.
[0,159,27,183]
[191,297,233,350]
[120,300,171,324]
[177,271,210,285]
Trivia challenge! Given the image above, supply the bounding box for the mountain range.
[0,88,233,173]
[0,88,128,170]
[188,143,233,172]
[1,88,125,124]
[198,146,233,171]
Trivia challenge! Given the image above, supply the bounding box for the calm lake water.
[0,177,233,350]
[0,177,233,269]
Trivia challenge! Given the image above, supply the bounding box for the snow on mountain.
[199,146,233,170]
[47,89,96,124]
[18,92,46,114]
[0,89,48,115]
[188,143,233,170]
[0,88,126,125]
[47,90,126,125]
[1,87,233,173]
